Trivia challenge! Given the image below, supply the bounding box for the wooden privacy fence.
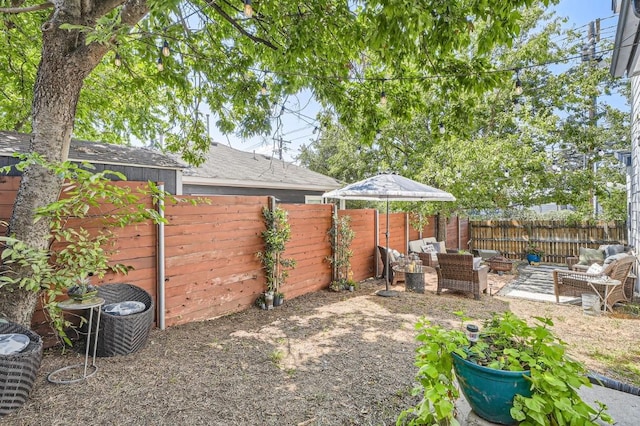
[470,219,628,263]
[1,175,469,332]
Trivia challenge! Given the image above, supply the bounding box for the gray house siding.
[611,0,640,293]
[183,183,325,203]
[0,131,184,194]
[0,155,180,195]
[629,74,640,252]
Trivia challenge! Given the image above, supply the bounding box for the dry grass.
[5,270,640,425]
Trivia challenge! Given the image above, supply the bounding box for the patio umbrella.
[322,173,455,296]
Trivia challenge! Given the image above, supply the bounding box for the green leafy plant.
[328,281,343,292]
[0,154,171,344]
[328,278,358,292]
[256,206,296,294]
[326,214,355,283]
[525,243,544,257]
[254,293,266,309]
[397,312,613,426]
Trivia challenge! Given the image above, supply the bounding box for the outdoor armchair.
[435,253,488,300]
[553,254,635,308]
[377,246,397,284]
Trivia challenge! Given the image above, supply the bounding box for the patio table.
[48,297,104,384]
[587,278,622,313]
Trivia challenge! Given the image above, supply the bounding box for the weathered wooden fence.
[1,175,469,334]
[470,220,628,263]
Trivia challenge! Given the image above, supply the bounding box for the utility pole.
[583,20,599,218]
[274,137,290,161]
[277,137,283,160]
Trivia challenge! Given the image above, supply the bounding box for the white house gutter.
[157,184,166,330]
[611,0,640,77]
[181,176,340,192]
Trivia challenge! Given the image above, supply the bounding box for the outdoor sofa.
[566,244,631,272]
[408,237,457,268]
[553,254,635,309]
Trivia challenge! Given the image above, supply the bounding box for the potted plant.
[274,291,284,306]
[264,291,274,310]
[256,205,296,301]
[66,276,99,302]
[397,312,613,426]
[326,215,356,291]
[254,294,266,310]
[525,243,544,265]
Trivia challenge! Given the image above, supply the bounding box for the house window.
[305,195,323,204]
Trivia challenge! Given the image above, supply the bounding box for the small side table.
[48,297,105,384]
[587,278,621,313]
[488,257,514,276]
[404,271,425,293]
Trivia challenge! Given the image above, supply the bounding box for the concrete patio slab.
[497,263,580,304]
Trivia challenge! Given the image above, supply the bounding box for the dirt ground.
[6,269,640,425]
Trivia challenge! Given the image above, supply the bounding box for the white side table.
[48,297,105,384]
[587,278,622,313]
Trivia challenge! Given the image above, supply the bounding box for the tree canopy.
[299,6,629,220]
[1,0,555,162]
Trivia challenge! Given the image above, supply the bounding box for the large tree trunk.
[436,213,447,246]
[0,1,146,326]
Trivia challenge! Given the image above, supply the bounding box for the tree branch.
[205,0,277,51]
[0,2,52,14]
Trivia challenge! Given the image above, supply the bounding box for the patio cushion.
[473,257,483,270]
[586,263,604,275]
[604,252,630,265]
[409,237,437,253]
[577,247,604,265]
[408,240,423,253]
[103,301,146,316]
[0,333,30,355]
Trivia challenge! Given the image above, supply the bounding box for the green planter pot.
[452,352,531,425]
[526,254,541,265]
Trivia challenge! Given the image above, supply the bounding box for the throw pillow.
[577,247,604,266]
[0,333,30,355]
[586,263,604,275]
[604,244,626,258]
[103,301,146,316]
[436,241,447,253]
[421,244,436,253]
[422,244,438,261]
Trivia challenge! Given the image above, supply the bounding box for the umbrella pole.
[385,200,390,291]
[377,200,398,297]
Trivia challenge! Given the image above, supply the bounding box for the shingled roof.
[178,142,342,191]
[0,131,185,170]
